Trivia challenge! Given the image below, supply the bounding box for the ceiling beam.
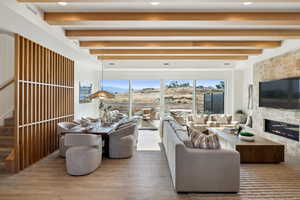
[66,29,300,38]
[80,41,281,48]
[90,49,262,55]
[45,12,300,25]
[98,55,248,60]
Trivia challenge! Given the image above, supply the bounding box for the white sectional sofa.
[162,119,240,193]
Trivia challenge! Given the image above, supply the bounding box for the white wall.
[74,61,100,119]
[0,33,14,125]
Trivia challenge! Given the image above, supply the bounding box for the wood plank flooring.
[1,131,300,200]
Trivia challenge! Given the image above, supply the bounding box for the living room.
[1,0,300,199]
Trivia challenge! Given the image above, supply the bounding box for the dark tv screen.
[259,78,300,109]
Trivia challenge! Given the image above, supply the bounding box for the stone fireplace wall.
[253,49,300,156]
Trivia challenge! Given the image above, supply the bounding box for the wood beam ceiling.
[90,49,262,55]
[44,12,300,25]
[80,41,281,48]
[98,55,249,60]
[66,29,300,38]
[21,2,298,62]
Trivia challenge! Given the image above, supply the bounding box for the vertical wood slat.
[14,34,74,172]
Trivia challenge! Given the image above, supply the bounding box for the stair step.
[0,148,12,160]
[4,117,14,126]
[4,150,15,173]
[0,136,14,148]
[0,126,14,136]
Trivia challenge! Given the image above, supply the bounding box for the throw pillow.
[186,114,194,122]
[215,115,229,125]
[190,130,221,149]
[192,115,208,124]
[191,132,209,149]
[188,125,207,136]
[208,115,216,122]
[207,134,221,149]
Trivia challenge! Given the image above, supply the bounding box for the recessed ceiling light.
[58,2,68,6]
[150,2,160,6]
[109,62,116,66]
[163,62,170,67]
[243,2,253,6]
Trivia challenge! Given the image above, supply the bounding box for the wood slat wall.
[14,34,74,171]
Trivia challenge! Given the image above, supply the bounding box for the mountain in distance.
[103,86,128,94]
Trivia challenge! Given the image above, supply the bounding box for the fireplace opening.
[265,119,299,141]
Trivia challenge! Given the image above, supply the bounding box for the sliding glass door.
[132,80,161,119]
[164,80,193,115]
[99,79,226,118]
[196,80,225,114]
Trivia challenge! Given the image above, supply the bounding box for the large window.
[164,80,193,115]
[98,79,226,117]
[101,80,130,115]
[132,80,161,120]
[196,80,225,114]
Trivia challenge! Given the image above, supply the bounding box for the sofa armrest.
[231,121,239,125]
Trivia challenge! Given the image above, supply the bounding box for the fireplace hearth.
[265,119,299,141]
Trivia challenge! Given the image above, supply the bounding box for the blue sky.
[132,80,160,89]
[102,80,129,89]
[80,81,92,88]
[196,80,224,87]
[101,80,224,90]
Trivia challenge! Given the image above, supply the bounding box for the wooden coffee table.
[208,128,285,163]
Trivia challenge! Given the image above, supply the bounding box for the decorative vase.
[239,135,255,142]
[235,113,247,124]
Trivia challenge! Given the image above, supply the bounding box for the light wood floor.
[1,131,300,200]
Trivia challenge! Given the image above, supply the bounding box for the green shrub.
[240,132,254,137]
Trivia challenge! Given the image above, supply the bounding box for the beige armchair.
[57,122,78,157]
[64,134,102,176]
[109,123,137,159]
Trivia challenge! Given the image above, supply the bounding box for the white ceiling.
[102,59,235,70]
[22,1,300,70]
[35,2,300,12]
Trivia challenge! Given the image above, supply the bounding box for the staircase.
[0,115,15,173]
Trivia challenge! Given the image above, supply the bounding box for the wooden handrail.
[0,79,14,92]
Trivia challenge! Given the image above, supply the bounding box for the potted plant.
[239,132,255,142]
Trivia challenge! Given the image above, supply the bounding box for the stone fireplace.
[252,49,300,156]
[264,119,299,142]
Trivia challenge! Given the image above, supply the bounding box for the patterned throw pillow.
[192,115,208,124]
[190,130,221,149]
[207,134,221,149]
[215,115,229,125]
[191,132,209,149]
